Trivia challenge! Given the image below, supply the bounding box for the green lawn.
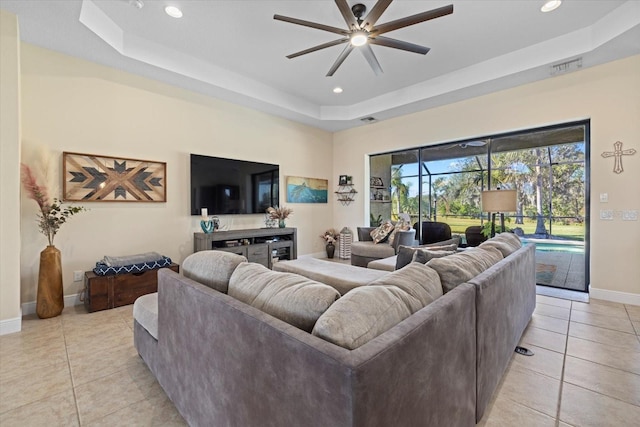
[433,216,585,241]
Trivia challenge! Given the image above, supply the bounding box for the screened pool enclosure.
[369,122,589,292]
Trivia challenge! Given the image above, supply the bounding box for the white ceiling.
[2,0,639,131]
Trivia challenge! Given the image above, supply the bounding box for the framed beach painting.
[63,152,166,202]
[286,176,328,203]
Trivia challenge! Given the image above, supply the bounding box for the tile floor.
[1,295,639,426]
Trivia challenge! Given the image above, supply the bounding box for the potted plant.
[21,164,85,318]
[266,206,293,228]
[320,228,339,258]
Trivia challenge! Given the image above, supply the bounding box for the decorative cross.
[601,141,636,174]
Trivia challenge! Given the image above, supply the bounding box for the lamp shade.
[482,190,517,212]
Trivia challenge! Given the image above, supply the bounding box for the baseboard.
[21,293,82,316]
[0,315,22,335]
[589,286,640,307]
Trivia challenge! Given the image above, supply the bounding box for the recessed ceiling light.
[333,87,343,94]
[165,6,183,18]
[541,0,562,13]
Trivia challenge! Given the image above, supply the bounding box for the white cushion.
[133,293,159,339]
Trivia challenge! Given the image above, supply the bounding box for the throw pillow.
[412,249,457,264]
[370,220,395,244]
[388,218,411,246]
[312,285,414,350]
[228,263,340,332]
[426,246,503,293]
[395,244,458,270]
[368,262,443,308]
[182,250,248,293]
[480,232,522,257]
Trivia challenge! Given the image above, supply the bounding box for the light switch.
[600,209,614,220]
[599,193,608,203]
[622,210,638,221]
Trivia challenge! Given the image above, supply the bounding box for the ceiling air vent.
[360,116,377,123]
[550,57,582,76]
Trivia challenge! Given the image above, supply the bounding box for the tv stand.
[194,228,297,269]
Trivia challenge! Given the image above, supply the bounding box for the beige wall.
[333,55,640,302]
[0,11,22,333]
[19,44,334,303]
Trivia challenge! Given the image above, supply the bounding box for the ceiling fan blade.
[371,4,453,35]
[327,44,355,77]
[286,38,349,59]
[334,0,358,30]
[361,0,393,31]
[369,36,430,55]
[360,45,383,75]
[274,14,349,36]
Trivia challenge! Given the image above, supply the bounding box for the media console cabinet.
[194,228,297,269]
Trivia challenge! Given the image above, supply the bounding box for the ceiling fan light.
[350,31,368,47]
[541,0,562,13]
[165,6,183,18]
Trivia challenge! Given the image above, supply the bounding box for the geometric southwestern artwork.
[63,152,166,202]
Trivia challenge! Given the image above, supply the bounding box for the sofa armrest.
[357,227,375,241]
[392,229,416,253]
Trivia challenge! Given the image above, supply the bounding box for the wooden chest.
[83,263,179,313]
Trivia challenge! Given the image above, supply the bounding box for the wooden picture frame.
[63,152,166,202]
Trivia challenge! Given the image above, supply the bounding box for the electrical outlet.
[599,193,608,203]
[599,209,614,220]
[73,270,84,282]
[622,210,638,221]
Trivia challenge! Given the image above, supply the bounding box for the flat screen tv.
[190,154,279,215]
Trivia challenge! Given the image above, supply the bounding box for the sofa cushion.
[182,250,247,293]
[133,293,159,340]
[312,285,416,350]
[412,249,457,264]
[367,256,397,271]
[423,236,461,248]
[426,246,503,293]
[368,262,443,307]
[370,220,395,244]
[351,241,396,259]
[479,232,522,257]
[395,244,458,270]
[228,263,340,332]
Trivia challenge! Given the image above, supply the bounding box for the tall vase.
[36,245,64,319]
[279,219,286,228]
[326,243,335,259]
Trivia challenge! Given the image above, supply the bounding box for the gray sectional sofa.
[133,233,535,426]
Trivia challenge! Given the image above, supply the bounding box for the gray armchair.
[350,227,416,267]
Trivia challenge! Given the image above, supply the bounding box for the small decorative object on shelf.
[200,208,218,233]
[320,228,339,259]
[266,206,293,228]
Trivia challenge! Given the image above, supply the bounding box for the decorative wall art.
[601,141,636,174]
[286,176,328,203]
[63,152,166,202]
[370,176,384,187]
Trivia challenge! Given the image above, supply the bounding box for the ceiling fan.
[274,0,454,77]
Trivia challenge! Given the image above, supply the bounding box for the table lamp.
[481,189,517,237]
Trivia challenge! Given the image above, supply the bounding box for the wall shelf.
[335,184,357,206]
